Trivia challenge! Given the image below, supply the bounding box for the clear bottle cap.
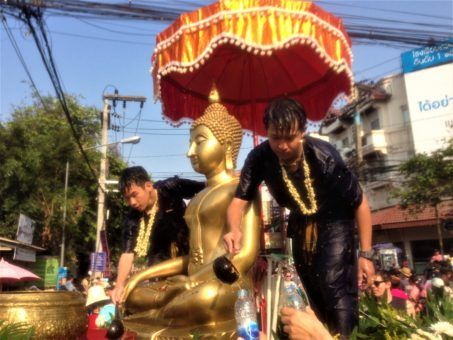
[237,289,249,299]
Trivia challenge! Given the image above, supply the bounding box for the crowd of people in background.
[368,249,452,318]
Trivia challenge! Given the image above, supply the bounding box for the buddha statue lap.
[122,91,260,339]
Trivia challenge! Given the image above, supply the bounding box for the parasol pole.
[266,258,272,340]
[249,55,260,147]
[271,261,282,336]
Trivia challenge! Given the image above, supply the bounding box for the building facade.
[320,49,453,270]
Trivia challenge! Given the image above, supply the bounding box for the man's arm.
[112,252,134,304]
[223,197,249,254]
[355,194,375,288]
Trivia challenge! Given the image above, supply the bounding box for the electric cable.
[1,14,47,109]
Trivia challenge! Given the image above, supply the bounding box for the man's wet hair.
[263,97,307,133]
[119,166,151,194]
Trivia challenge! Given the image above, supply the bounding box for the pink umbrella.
[0,258,41,291]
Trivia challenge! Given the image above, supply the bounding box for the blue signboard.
[90,252,107,272]
[56,266,68,290]
[401,40,452,74]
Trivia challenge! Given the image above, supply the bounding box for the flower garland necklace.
[280,146,318,216]
[134,193,159,257]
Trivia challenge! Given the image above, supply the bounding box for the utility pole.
[354,110,363,181]
[94,99,110,255]
[60,161,69,267]
[355,111,363,163]
[94,93,146,256]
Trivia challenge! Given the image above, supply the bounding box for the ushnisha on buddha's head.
[187,89,242,176]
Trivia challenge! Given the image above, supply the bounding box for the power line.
[318,0,453,21]
[122,129,188,136]
[76,17,157,37]
[1,14,46,109]
[126,104,143,163]
[2,0,451,47]
[123,127,190,131]
[129,146,254,159]
[354,56,401,75]
[47,29,150,45]
[19,5,99,181]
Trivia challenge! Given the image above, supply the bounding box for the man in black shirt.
[224,98,374,337]
[112,166,204,304]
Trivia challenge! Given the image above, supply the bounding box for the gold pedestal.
[0,291,87,339]
[124,318,237,339]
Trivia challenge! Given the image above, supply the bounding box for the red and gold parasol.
[152,0,353,136]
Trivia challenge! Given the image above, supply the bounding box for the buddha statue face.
[187,125,226,175]
[188,101,243,177]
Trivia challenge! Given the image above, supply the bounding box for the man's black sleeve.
[235,148,264,201]
[158,176,205,199]
[176,177,205,199]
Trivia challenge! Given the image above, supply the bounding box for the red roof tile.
[372,202,453,230]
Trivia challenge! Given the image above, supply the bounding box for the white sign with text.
[404,62,453,154]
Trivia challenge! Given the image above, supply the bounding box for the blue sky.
[1,0,452,182]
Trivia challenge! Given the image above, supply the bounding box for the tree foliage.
[392,139,453,210]
[0,93,126,273]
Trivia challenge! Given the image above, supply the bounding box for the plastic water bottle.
[279,283,305,310]
[277,276,306,339]
[235,289,259,340]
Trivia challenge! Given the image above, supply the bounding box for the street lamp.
[59,135,141,267]
[84,135,141,150]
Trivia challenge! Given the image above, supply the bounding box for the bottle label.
[237,321,259,340]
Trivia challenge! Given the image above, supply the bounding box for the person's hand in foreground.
[280,306,333,340]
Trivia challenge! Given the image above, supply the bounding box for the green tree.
[392,139,453,253]
[0,93,126,273]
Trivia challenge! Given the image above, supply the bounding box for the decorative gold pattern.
[191,247,204,264]
[134,194,159,257]
[280,149,318,215]
[0,291,87,339]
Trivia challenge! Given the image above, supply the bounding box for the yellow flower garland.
[134,194,159,257]
[280,152,318,216]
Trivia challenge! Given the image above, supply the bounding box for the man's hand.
[223,228,242,254]
[112,284,125,305]
[280,307,333,340]
[358,257,375,289]
[224,198,248,254]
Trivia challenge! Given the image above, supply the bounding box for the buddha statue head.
[188,88,242,177]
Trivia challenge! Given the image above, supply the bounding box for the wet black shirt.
[122,176,205,265]
[235,136,363,236]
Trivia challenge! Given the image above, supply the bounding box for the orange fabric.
[153,0,351,71]
[152,0,353,135]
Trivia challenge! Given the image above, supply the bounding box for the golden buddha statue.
[122,90,260,339]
